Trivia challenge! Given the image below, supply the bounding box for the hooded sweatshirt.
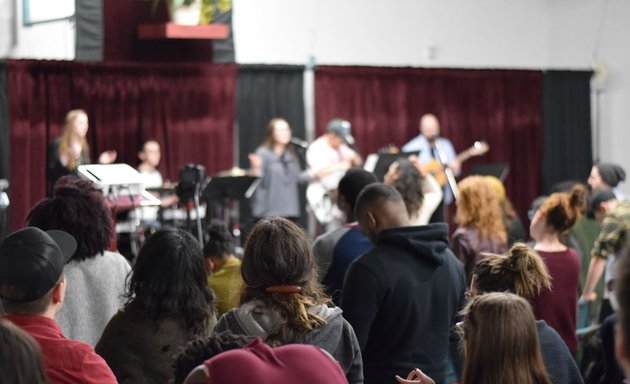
[341,223,466,384]
[214,301,363,384]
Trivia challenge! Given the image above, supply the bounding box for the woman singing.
[248,118,310,221]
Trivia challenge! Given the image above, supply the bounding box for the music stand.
[202,175,260,245]
[469,163,510,182]
[363,151,420,181]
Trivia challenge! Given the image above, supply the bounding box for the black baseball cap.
[589,189,617,216]
[0,227,77,302]
[326,119,355,146]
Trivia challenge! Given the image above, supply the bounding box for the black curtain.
[0,61,9,241]
[0,62,8,180]
[542,70,593,193]
[236,65,305,167]
[75,0,104,61]
[236,65,306,231]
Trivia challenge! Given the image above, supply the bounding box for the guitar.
[306,182,336,225]
[423,141,490,186]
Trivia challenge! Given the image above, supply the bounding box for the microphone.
[290,137,309,149]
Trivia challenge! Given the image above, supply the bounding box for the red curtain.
[315,66,543,222]
[6,60,236,229]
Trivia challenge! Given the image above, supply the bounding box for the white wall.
[0,0,75,60]
[233,0,550,68]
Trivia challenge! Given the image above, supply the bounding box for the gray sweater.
[250,147,308,218]
[215,300,363,384]
[56,251,131,346]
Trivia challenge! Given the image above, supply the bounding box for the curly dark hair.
[203,219,234,258]
[172,331,253,384]
[390,158,424,218]
[240,217,330,344]
[26,175,113,262]
[126,228,216,335]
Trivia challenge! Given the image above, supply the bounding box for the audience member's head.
[589,163,626,191]
[0,319,47,384]
[456,176,507,244]
[173,331,253,384]
[183,338,348,384]
[530,184,587,240]
[337,168,378,222]
[460,292,550,384]
[589,189,617,222]
[0,227,76,316]
[126,228,216,334]
[484,176,521,228]
[354,183,410,244]
[471,242,551,298]
[616,245,630,379]
[384,158,424,220]
[203,220,235,273]
[138,139,162,169]
[240,217,329,344]
[26,175,114,263]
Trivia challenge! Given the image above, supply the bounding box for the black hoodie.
[341,223,466,384]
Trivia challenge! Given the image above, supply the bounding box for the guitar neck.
[455,148,476,163]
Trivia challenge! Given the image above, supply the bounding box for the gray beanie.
[597,163,626,188]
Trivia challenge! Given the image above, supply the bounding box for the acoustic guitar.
[424,141,490,186]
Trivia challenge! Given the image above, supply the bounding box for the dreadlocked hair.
[240,217,331,345]
[473,242,552,298]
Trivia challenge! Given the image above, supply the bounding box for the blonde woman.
[452,175,507,283]
[47,109,116,188]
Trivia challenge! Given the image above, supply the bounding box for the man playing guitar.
[402,114,461,222]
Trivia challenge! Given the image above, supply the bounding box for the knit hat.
[597,163,626,188]
[200,338,348,384]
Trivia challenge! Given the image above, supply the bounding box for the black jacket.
[341,223,466,384]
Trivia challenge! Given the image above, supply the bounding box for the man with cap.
[0,227,117,383]
[306,118,362,228]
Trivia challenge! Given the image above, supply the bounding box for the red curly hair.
[456,176,507,243]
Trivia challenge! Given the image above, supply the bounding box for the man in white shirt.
[306,119,362,228]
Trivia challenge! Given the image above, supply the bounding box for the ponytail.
[473,242,552,298]
[541,183,588,234]
[504,243,552,297]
